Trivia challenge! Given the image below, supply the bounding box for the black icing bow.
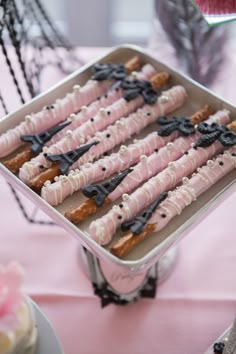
[92,63,127,81]
[82,168,132,207]
[213,342,225,354]
[157,116,195,137]
[121,192,168,235]
[21,120,71,155]
[194,122,236,148]
[46,141,98,175]
[120,79,158,105]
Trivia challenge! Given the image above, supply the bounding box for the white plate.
[33,301,64,354]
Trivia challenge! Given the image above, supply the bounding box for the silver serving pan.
[0,45,236,273]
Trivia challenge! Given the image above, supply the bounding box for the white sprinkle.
[131,71,138,77]
[168,161,175,168]
[207,160,214,168]
[122,193,129,201]
[66,130,73,138]
[25,114,32,122]
[182,177,189,185]
[159,95,169,103]
[73,84,81,91]
[167,142,173,150]
[69,113,77,120]
[115,120,124,128]
[44,180,51,187]
[140,155,147,162]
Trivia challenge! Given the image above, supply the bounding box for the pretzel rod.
[3,63,144,174]
[111,146,236,257]
[29,141,98,193]
[0,57,141,159]
[27,71,171,192]
[4,120,72,174]
[4,149,32,174]
[89,110,231,245]
[64,105,215,223]
[41,85,187,205]
[42,128,178,206]
[44,57,144,146]
[19,64,157,184]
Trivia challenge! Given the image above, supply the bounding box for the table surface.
[0,46,236,354]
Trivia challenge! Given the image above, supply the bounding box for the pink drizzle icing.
[89,110,230,245]
[19,64,155,183]
[0,79,111,158]
[41,85,187,205]
[148,146,236,233]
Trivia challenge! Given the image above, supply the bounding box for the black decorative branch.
[155,0,226,86]
[0,0,83,225]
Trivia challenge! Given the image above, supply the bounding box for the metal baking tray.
[0,45,236,272]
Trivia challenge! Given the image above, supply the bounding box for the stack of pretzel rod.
[19,63,158,185]
[3,56,143,174]
[41,83,187,203]
[64,105,216,223]
[88,111,236,246]
[1,56,142,160]
[26,71,173,193]
[111,130,236,258]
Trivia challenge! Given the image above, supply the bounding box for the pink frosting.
[19,64,156,183]
[108,110,230,201]
[0,262,24,331]
[148,146,236,233]
[48,63,156,145]
[89,111,230,245]
[41,85,187,205]
[48,85,124,145]
[0,79,111,158]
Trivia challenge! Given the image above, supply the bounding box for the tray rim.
[1,43,236,272]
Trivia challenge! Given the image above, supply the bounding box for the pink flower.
[0,262,25,331]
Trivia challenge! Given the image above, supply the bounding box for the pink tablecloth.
[0,47,236,354]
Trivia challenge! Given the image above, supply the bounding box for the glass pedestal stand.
[78,245,178,307]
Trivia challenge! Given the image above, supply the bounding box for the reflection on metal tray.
[0,45,236,272]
